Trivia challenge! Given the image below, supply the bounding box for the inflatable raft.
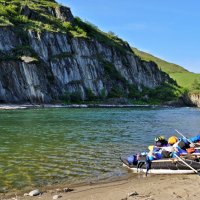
[121,154,200,174]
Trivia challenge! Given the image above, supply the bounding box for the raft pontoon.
[121,154,200,174]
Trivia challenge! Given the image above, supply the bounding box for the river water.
[0,106,200,192]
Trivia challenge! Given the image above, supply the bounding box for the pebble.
[63,188,73,192]
[56,188,62,192]
[29,189,41,196]
[53,194,62,199]
[128,191,139,197]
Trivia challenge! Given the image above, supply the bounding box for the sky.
[58,0,200,73]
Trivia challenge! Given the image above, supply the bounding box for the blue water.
[0,106,200,192]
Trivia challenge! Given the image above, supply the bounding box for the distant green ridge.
[132,47,200,90]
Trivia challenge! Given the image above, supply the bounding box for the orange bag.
[186,147,195,154]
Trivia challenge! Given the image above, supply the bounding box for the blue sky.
[58,0,200,73]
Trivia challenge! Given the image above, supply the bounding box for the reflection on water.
[0,107,200,191]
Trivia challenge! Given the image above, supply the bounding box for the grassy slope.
[0,0,129,54]
[132,47,200,90]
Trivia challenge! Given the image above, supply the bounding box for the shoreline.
[1,174,200,200]
[0,103,177,110]
[0,175,131,199]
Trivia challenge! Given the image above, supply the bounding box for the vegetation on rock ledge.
[0,0,130,54]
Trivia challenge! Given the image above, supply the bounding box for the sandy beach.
[1,174,200,200]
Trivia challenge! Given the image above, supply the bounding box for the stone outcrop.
[21,5,38,19]
[20,4,73,23]
[190,93,200,107]
[182,93,200,107]
[55,6,74,22]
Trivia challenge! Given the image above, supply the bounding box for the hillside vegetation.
[0,0,129,54]
[132,47,200,91]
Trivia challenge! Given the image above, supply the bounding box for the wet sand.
[2,174,200,200]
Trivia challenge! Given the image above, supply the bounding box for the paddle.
[175,129,200,149]
[174,154,200,175]
[175,129,193,143]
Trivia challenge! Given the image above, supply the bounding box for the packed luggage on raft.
[120,131,200,175]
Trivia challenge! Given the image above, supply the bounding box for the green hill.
[132,47,200,90]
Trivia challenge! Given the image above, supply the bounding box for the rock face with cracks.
[0,1,172,103]
[182,92,200,107]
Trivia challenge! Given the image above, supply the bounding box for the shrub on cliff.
[85,89,96,101]
[108,87,125,98]
[192,78,200,91]
[62,91,82,103]
[69,91,82,103]
[128,85,140,99]
[144,83,182,102]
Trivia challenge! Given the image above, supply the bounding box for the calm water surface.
[0,107,200,192]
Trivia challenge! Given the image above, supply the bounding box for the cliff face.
[182,93,200,107]
[0,3,172,103]
[190,93,200,107]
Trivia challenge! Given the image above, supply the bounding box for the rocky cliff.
[0,0,173,103]
[182,93,200,107]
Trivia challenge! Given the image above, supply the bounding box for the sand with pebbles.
[2,174,200,200]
